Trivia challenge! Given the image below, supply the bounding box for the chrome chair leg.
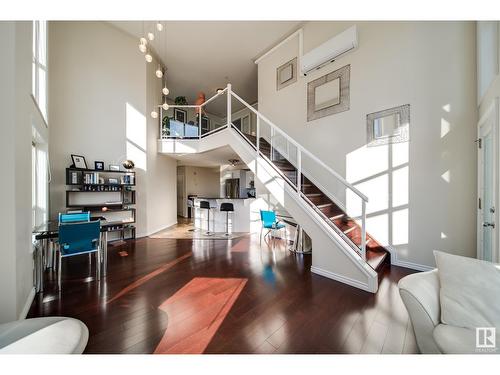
[96,248,101,281]
[57,251,62,291]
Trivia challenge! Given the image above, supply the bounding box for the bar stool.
[199,200,214,236]
[220,202,234,236]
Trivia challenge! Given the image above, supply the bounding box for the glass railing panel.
[201,90,229,136]
[160,106,200,139]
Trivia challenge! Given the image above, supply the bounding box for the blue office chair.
[59,212,90,224]
[260,210,287,246]
[57,220,101,290]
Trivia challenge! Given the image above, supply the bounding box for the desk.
[276,214,311,254]
[32,220,109,293]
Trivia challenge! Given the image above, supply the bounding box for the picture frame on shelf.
[109,164,120,171]
[94,161,104,170]
[71,154,87,169]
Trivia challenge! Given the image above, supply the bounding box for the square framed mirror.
[307,64,350,121]
[367,104,410,146]
[276,57,297,90]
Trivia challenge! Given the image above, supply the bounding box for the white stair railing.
[158,83,369,260]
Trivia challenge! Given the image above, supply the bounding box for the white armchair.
[398,269,442,353]
[399,268,499,354]
[0,317,88,354]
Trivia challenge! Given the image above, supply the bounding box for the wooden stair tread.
[366,248,388,270]
[238,131,391,274]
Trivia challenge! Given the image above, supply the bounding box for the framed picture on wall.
[174,108,187,123]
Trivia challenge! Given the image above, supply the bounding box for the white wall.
[185,166,220,197]
[0,21,45,322]
[49,21,177,238]
[258,21,477,269]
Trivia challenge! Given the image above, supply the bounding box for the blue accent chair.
[59,212,90,224]
[260,210,287,245]
[57,220,101,290]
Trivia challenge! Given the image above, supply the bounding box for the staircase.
[241,133,389,272]
[158,84,391,292]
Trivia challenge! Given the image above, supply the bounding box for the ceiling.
[110,21,301,108]
[168,145,242,168]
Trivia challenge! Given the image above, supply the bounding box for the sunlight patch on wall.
[441,232,447,239]
[346,144,388,183]
[348,173,388,216]
[392,141,409,168]
[366,213,389,245]
[392,166,408,208]
[441,170,451,183]
[126,103,147,150]
[392,208,409,246]
[442,104,451,113]
[441,118,451,138]
[126,102,147,170]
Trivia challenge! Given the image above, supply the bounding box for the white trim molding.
[311,266,376,293]
[143,221,178,238]
[386,246,434,272]
[19,287,36,320]
[255,28,303,67]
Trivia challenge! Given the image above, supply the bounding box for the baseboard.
[386,247,434,272]
[311,266,376,293]
[19,287,35,320]
[391,258,434,272]
[143,221,178,238]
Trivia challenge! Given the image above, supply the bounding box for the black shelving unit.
[65,167,137,242]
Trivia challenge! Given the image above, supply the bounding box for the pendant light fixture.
[147,32,155,41]
[145,50,153,63]
[162,100,169,111]
[139,24,147,53]
[155,64,163,78]
[156,22,163,32]
[150,110,158,119]
[161,23,170,96]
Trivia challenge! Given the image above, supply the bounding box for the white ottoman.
[0,317,89,354]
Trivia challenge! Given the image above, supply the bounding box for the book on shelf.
[120,174,135,185]
[83,172,100,184]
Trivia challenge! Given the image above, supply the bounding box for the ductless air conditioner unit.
[300,25,358,75]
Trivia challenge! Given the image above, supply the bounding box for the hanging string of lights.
[137,21,170,118]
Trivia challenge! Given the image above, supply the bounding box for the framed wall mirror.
[366,104,410,146]
[307,64,350,121]
[276,57,297,90]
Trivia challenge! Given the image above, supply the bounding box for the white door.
[478,99,498,262]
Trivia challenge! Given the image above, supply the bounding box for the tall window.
[32,21,48,122]
[32,140,48,229]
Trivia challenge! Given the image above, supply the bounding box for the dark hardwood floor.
[27,234,419,354]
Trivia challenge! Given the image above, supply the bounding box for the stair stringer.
[157,128,379,293]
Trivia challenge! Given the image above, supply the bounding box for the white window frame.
[32,138,49,230]
[32,20,48,125]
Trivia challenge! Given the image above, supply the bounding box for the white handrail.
[229,89,368,203]
[201,87,228,108]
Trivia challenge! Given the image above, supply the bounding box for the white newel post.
[361,200,367,260]
[227,83,232,126]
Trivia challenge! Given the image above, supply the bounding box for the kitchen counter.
[192,197,256,233]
